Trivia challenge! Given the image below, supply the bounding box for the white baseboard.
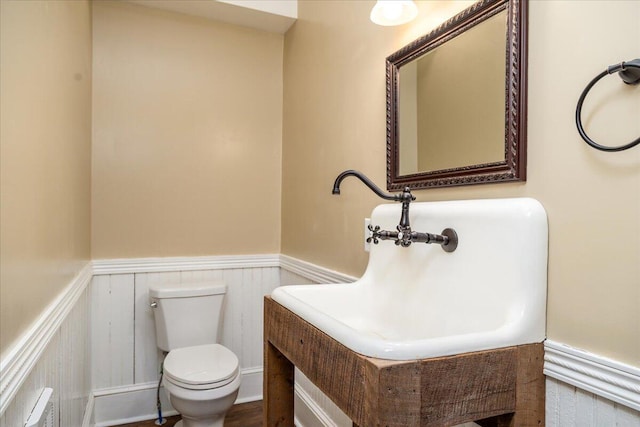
[544,339,640,411]
[294,382,341,427]
[90,367,263,427]
[92,381,176,427]
[235,367,263,404]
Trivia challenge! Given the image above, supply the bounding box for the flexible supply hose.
[155,353,167,425]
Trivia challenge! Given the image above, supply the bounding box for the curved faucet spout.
[332,170,412,202]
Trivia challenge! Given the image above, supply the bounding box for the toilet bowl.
[149,282,241,427]
[163,344,241,427]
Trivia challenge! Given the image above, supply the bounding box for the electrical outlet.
[364,218,371,252]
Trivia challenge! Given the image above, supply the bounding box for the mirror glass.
[387,0,527,190]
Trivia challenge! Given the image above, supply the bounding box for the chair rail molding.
[279,254,357,285]
[544,339,640,411]
[92,254,281,275]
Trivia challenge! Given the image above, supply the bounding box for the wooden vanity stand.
[263,297,544,427]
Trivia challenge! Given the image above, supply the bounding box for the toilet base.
[165,376,240,427]
[173,416,224,427]
[163,361,240,427]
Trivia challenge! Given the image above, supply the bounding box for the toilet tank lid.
[149,281,226,298]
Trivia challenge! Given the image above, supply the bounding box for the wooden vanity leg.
[512,343,545,426]
[264,339,295,427]
[477,344,545,427]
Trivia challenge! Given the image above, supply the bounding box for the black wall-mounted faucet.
[332,170,458,251]
[332,170,414,230]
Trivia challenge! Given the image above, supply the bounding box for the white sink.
[272,198,548,360]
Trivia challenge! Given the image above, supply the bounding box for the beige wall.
[91,1,283,258]
[0,0,93,354]
[282,0,640,367]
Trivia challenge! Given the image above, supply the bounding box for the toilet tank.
[149,281,226,352]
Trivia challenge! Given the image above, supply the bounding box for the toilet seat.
[164,344,239,391]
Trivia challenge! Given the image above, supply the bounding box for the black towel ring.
[575,58,640,152]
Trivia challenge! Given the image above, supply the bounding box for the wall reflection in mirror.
[398,10,506,175]
[387,0,527,190]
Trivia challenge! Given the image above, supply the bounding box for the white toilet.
[149,282,241,427]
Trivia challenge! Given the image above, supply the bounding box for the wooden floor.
[116,400,263,427]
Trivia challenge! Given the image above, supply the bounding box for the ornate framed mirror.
[386,0,527,190]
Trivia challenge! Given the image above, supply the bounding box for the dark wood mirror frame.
[386,0,527,191]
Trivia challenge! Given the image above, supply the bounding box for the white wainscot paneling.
[1,333,62,427]
[90,259,281,425]
[546,377,640,426]
[91,274,135,389]
[60,285,91,427]
[280,268,316,287]
[1,272,91,427]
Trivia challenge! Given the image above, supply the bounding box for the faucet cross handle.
[366,224,380,244]
[367,224,399,245]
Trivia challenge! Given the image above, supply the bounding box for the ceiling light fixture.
[370,0,418,26]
